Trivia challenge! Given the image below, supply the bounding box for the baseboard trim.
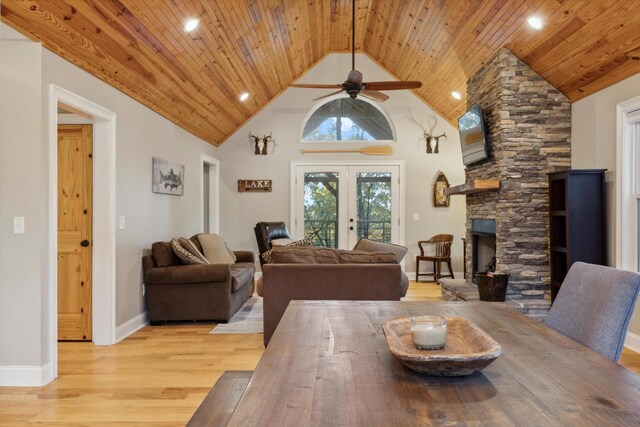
[115,312,149,343]
[0,363,52,386]
[624,331,640,353]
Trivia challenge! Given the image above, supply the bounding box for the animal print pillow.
[171,238,209,265]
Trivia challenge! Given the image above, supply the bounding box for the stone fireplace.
[463,48,571,299]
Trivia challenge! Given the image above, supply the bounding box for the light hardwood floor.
[1,281,639,426]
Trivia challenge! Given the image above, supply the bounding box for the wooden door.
[58,124,93,341]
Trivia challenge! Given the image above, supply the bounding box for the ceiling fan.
[289,0,422,102]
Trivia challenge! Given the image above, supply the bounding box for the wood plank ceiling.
[2,0,640,146]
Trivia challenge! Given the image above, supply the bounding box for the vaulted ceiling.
[2,1,639,146]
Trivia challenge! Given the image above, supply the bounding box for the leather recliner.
[254,221,292,265]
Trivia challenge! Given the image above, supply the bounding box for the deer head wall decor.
[424,132,447,154]
[249,132,273,155]
[406,110,447,154]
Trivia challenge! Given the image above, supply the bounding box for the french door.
[294,164,401,249]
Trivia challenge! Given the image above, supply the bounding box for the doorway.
[57,124,93,341]
[293,162,403,249]
[45,85,116,385]
[202,155,220,234]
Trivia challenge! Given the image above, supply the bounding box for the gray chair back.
[545,262,640,362]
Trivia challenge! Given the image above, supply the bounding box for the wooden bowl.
[382,317,502,376]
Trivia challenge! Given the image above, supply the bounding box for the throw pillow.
[170,238,209,265]
[261,238,313,263]
[197,234,236,265]
[193,233,237,262]
[151,241,181,267]
[353,239,408,263]
[179,238,210,263]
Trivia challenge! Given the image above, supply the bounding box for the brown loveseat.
[260,245,409,346]
[142,237,255,323]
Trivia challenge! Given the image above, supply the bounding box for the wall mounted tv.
[458,104,489,166]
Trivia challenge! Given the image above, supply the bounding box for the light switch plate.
[13,216,25,234]
[119,216,126,230]
[413,213,420,221]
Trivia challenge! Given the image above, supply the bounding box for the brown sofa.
[260,245,408,346]
[142,237,255,323]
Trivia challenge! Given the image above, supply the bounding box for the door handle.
[80,240,90,247]
[349,226,354,231]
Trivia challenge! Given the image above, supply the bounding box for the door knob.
[80,240,90,247]
[349,226,354,231]
[349,218,354,222]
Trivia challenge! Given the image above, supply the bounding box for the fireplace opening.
[471,219,496,284]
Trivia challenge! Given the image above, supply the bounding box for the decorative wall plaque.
[152,157,184,196]
[433,171,450,207]
[238,179,272,192]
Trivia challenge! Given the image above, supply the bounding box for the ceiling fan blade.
[312,89,345,101]
[289,83,342,89]
[360,90,389,102]
[363,81,423,91]
[347,69,363,86]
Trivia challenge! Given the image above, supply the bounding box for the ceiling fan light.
[527,16,543,30]
[451,91,462,100]
[239,92,250,101]
[184,18,199,32]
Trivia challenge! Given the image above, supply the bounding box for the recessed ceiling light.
[527,16,543,30]
[184,18,199,32]
[451,91,462,100]
[239,92,250,101]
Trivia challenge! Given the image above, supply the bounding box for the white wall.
[40,51,219,326]
[0,38,44,368]
[571,71,640,337]
[215,53,467,273]
[1,23,217,379]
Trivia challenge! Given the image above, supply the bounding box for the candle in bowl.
[411,316,447,350]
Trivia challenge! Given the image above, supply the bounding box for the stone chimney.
[464,48,571,299]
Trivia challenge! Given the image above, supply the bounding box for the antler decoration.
[262,132,272,155]
[406,110,447,154]
[249,132,274,155]
[424,132,447,154]
[249,133,261,155]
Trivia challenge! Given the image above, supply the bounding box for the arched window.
[301,97,395,142]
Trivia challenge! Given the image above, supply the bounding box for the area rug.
[210,296,263,334]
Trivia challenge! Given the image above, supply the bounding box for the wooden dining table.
[224,301,640,426]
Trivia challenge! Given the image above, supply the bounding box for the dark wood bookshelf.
[548,169,607,302]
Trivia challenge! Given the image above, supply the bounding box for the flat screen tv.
[458,104,489,165]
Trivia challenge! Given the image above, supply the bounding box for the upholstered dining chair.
[416,234,454,282]
[545,262,640,362]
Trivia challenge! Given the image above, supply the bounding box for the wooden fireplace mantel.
[445,179,500,196]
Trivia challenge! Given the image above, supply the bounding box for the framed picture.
[152,157,184,196]
[433,171,450,207]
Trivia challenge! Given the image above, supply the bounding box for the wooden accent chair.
[416,234,454,282]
